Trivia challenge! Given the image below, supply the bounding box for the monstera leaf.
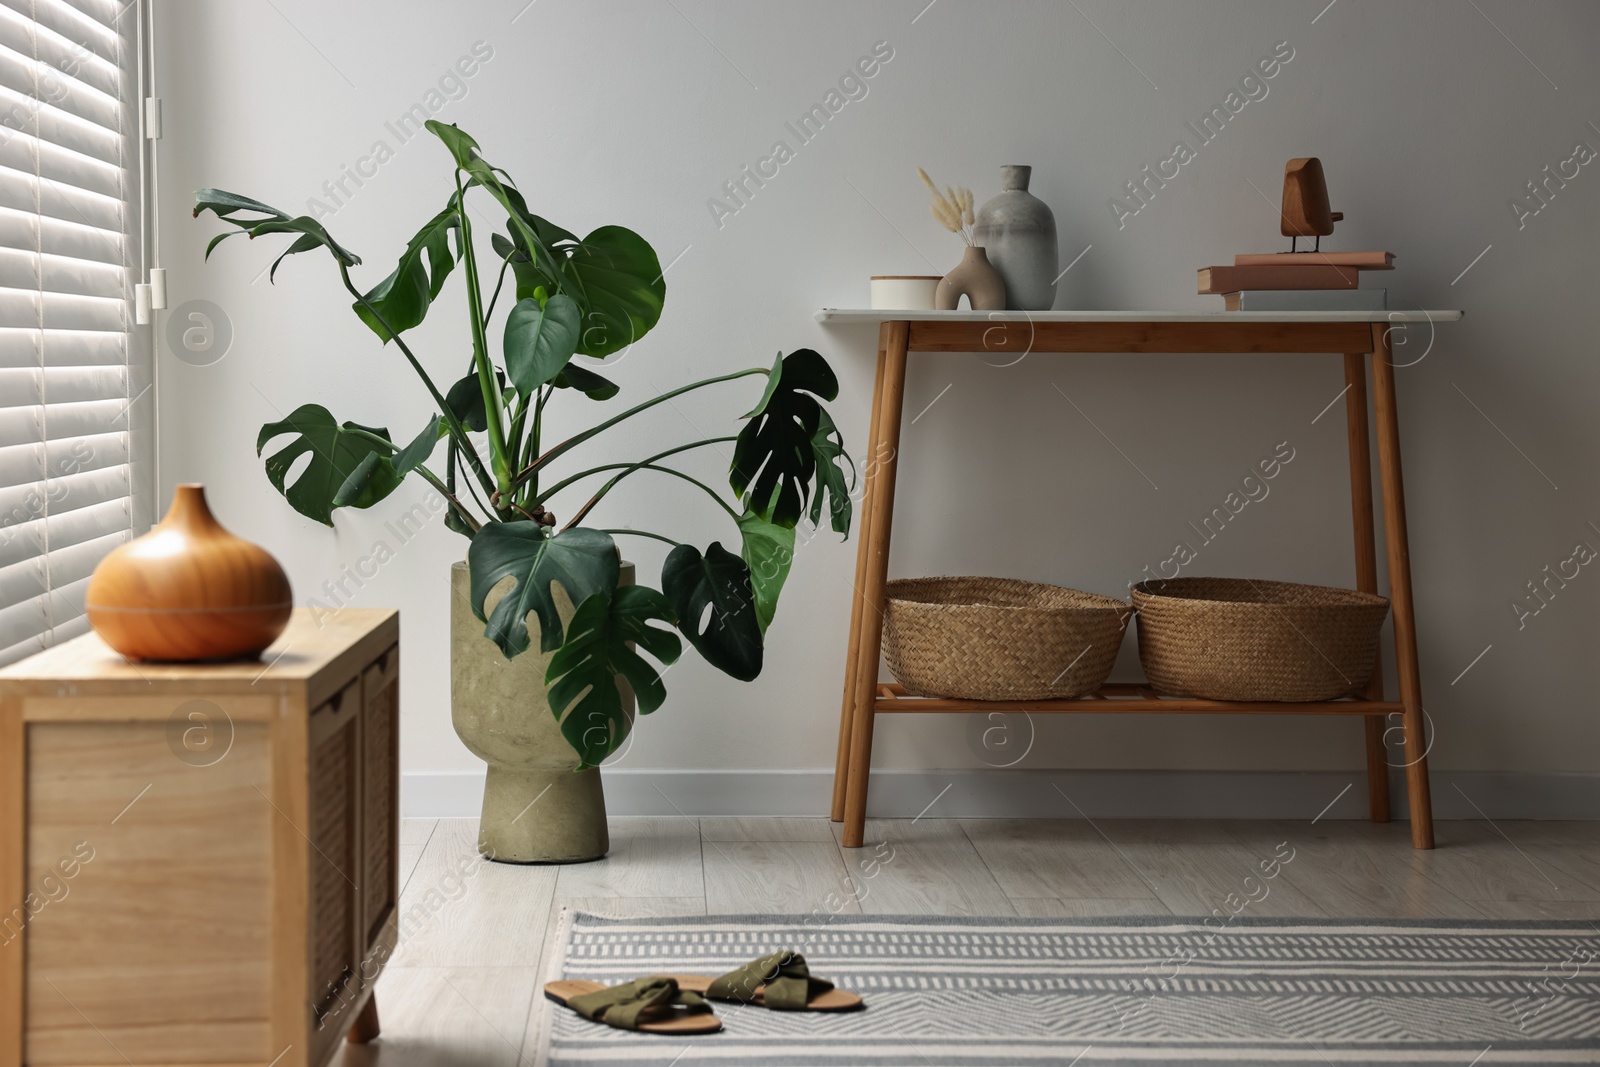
[731,349,852,530]
[194,188,361,278]
[661,542,762,681]
[426,121,559,287]
[466,523,618,657]
[808,407,854,535]
[551,361,619,401]
[392,414,440,476]
[561,226,664,358]
[504,293,581,395]
[352,202,459,341]
[737,512,795,634]
[257,404,401,525]
[445,370,499,433]
[546,586,682,769]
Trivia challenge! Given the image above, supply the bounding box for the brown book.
[1198,264,1359,294]
[1233,251,1395,269]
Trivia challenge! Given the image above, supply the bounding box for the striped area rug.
[533,912,1600,1066]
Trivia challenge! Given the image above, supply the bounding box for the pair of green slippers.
[545,950,864,1035]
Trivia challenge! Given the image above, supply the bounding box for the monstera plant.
[196,121,851,859]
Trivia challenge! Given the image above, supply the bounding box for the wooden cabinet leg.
[832,334,890,822]
[1343,352,1389,823]
[1369,327,1434,849]
[842,322,910,848]
[346,992,380,1044]
[1363,715,1390,821]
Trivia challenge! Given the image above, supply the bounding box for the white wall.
[154,0,1600,815]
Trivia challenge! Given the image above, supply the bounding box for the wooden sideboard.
[0,608,399,1067]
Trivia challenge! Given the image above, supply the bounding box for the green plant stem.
[340,426,484,531]
[455,171,513,505]
[483,252,511,325]
[337,261,496,500]
[414,464,481,533]
[521,384,551,503]
[532,437,736,510]
[509,367,767,493]
[600,528,681,547]
[505,393,530,492]
[564,464,739,531]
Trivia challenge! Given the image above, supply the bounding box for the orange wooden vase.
[86,484,293,661]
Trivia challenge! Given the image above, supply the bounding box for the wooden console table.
[821,310,1461,850]
[1,608,399,1067]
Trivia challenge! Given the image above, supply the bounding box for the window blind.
[0,0,149,666]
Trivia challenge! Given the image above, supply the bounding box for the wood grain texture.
[958,820,1160,901]
[1115,840,1330,918]
[1370,323,1434,848]
[331,966,538,1067]
[24,721,275,1066]
[1010,897,1173,918]
[842,322,909,847]
[831,821,1014,916]
[1406,844,1600,904]
[0,610,397,711]
[874,683,1399,715]
[553,818,703,900]
[703,841,861,915]
[1223,821,1480,919]
[905,320,1374,354]
[1344,351,1390,823]
[389,820,556,969]
[4,613,399,1067]
[700,818,838,842]
[833,336,888,822]
[271,686,311,1067]
[1280,157,1341,238]
[85,484,293,662]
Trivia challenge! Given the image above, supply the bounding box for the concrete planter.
[449,560,634,863]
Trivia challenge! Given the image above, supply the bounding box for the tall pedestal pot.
[450,560,635,863]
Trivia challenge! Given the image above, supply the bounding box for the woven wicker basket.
[882,577,1130,701]
[1132,577,1389,702]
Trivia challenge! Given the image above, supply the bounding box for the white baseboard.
[402,768,1600,821]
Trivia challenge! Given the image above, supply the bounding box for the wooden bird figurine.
[1280,157,1343,252]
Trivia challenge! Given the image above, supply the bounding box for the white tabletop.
[817,309,1462,324]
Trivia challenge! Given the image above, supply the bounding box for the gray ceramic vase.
[450,559,635,863]
[973,165,1059,311]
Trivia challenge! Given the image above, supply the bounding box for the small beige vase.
[935,245,1007,311]
[450,560,635,863]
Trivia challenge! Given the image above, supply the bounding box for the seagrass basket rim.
[887,575,1129,614]
[1131,576,1388,609]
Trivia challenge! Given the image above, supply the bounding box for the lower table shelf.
[873,682,1403,716]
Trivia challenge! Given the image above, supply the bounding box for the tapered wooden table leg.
[1369,325,1434,848]
[832,333,890,822]
[347,992,380,1043]
[1343,352,1389,823]
[842,321,910,848]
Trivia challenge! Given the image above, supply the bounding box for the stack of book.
[1197,251,1394,311]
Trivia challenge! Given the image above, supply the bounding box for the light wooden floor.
[333,816,1600,1065]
